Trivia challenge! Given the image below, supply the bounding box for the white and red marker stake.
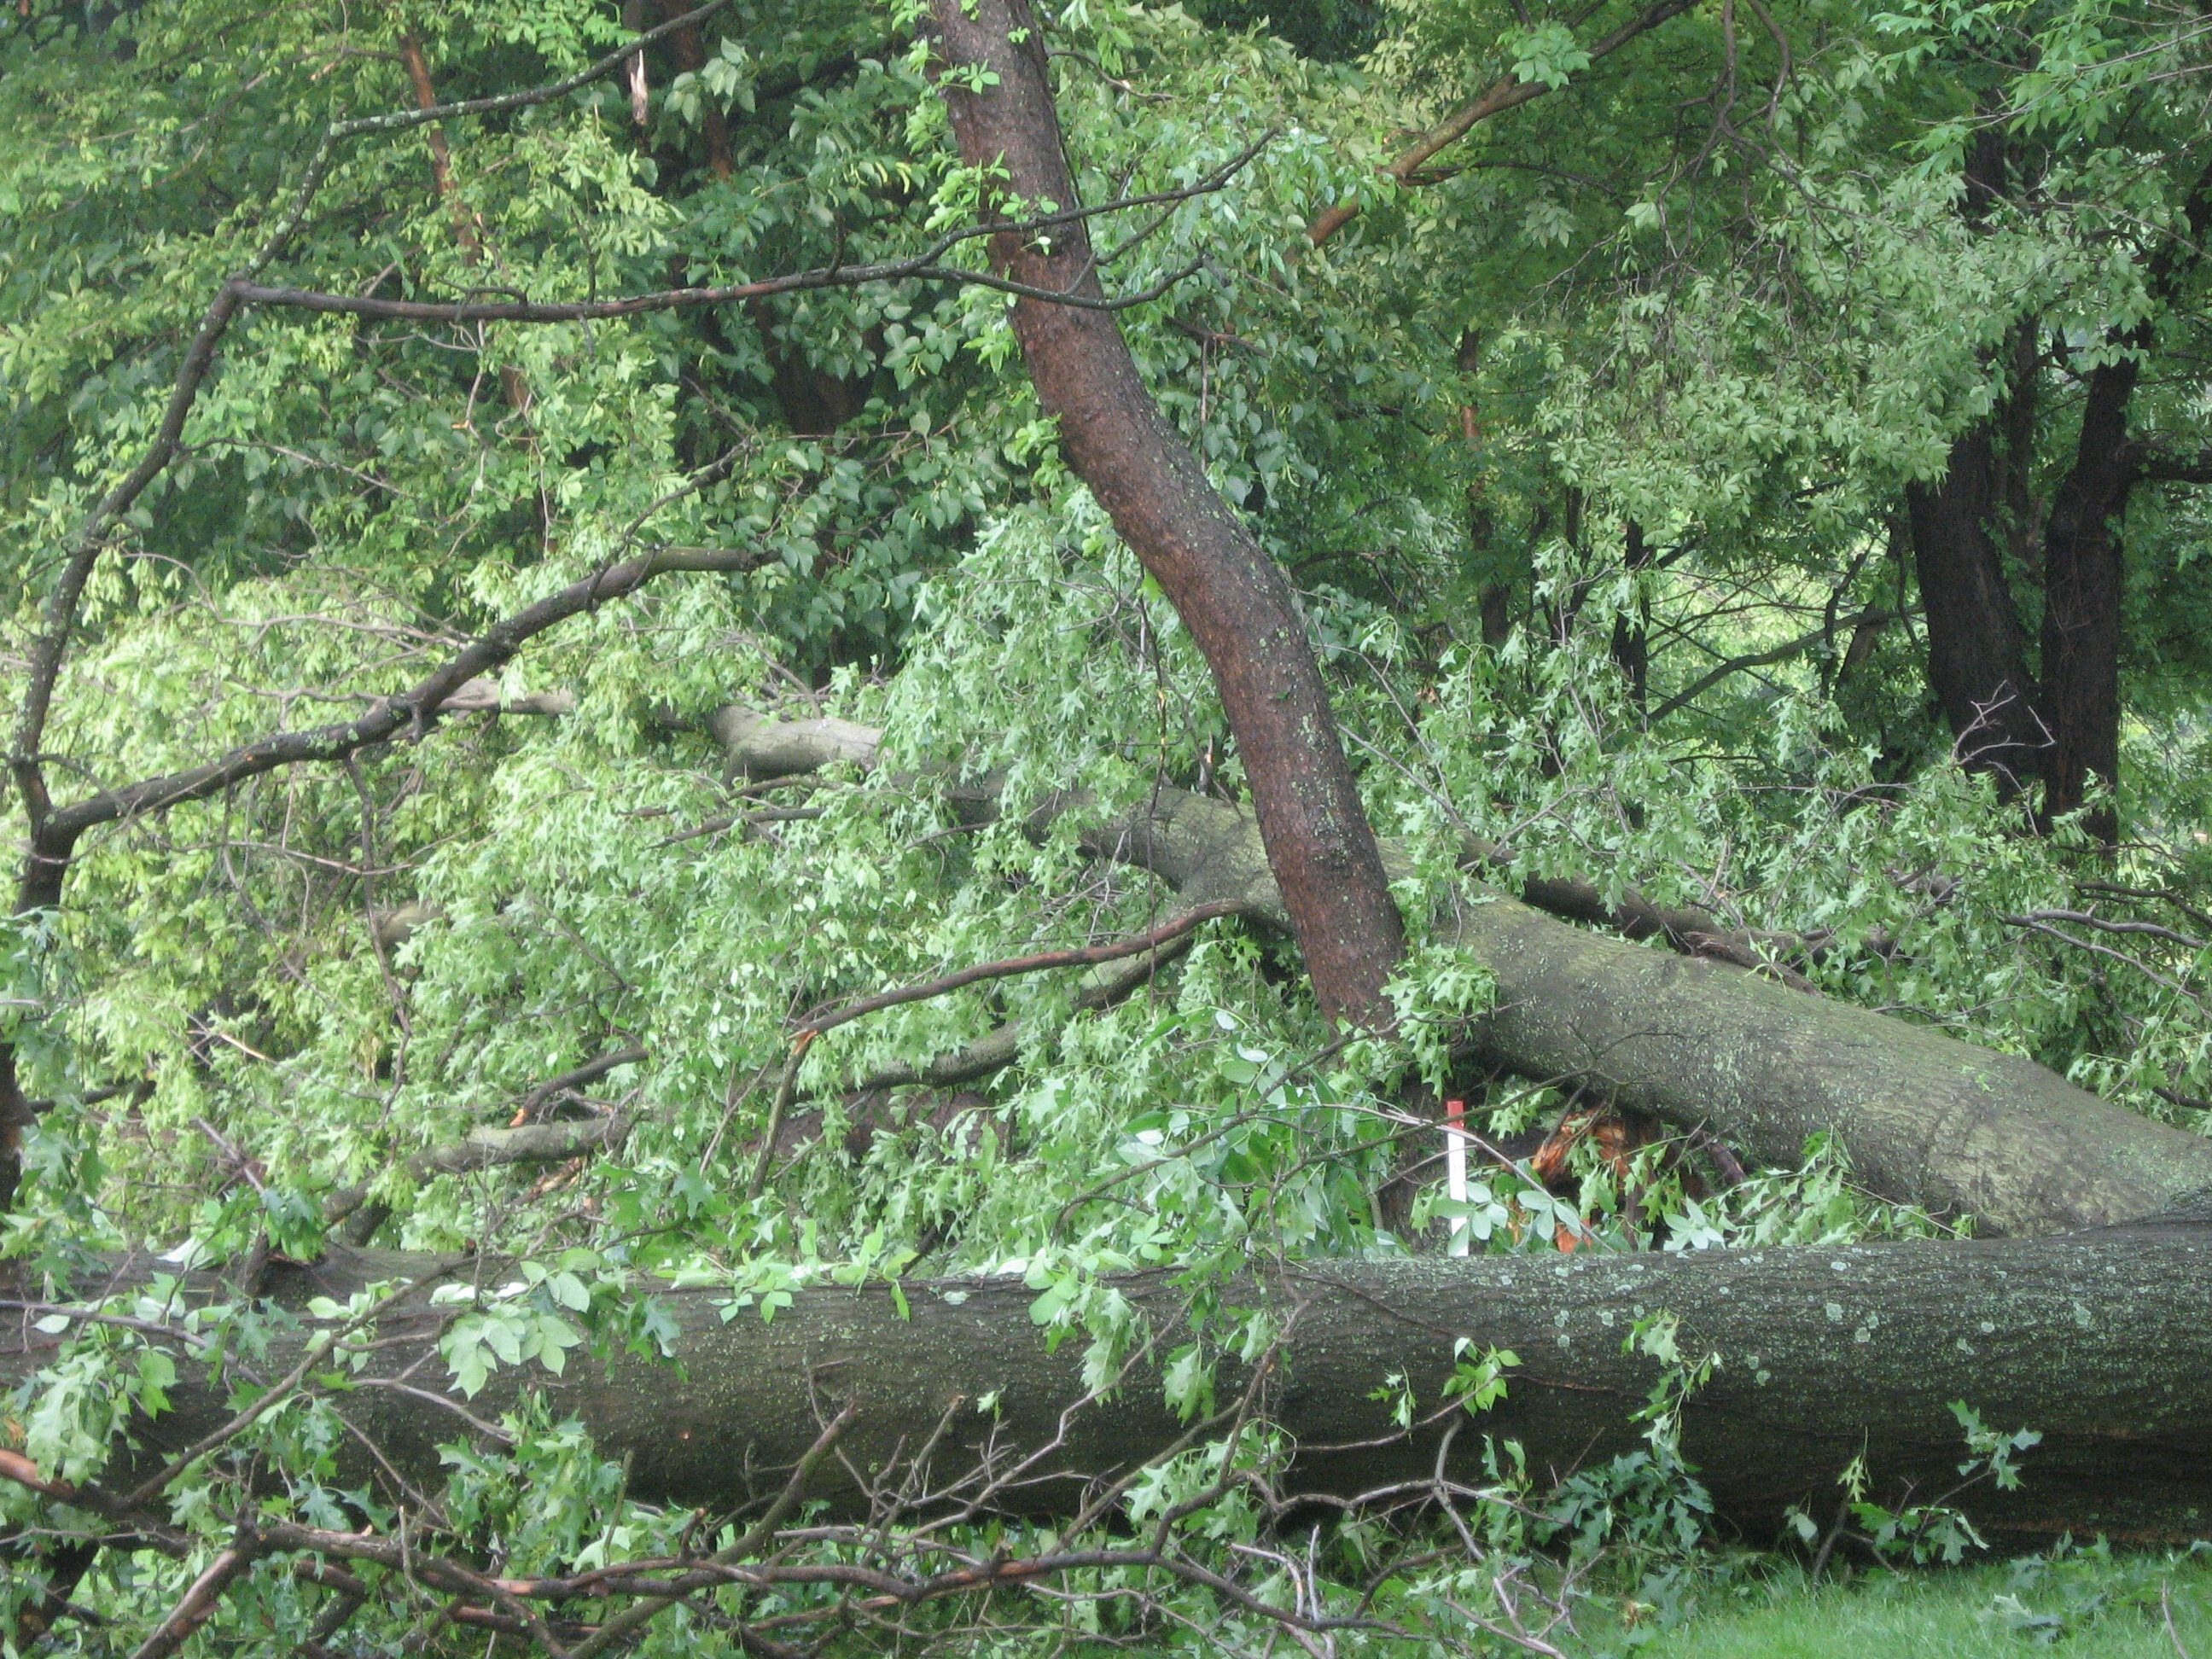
[1445,1096,1470,1256]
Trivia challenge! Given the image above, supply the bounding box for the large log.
[19,1226,2212,1541]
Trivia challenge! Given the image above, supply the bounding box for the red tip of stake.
[1445,1097,1464,1124]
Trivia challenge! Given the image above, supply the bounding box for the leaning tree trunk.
[927,0,1406,1030]
[23,1225,2212,1541]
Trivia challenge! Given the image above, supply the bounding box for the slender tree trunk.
[2037,345,2141,840]
[928,0,1406,1029]
[29,1226,2212,1540]
[1610,519,1652,710]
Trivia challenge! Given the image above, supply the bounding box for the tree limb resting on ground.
[14,1225,2212,1541]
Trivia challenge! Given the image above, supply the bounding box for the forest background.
[3,0,2212,1651]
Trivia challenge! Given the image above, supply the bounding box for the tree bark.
[657,0,734,178]
[1903,132,2048,795]
[927,0,1406,1030]
[1906,422,2046,792]
[1610,520,1652,712]
[24,1225,2212,1541]
[2037,343,2140,839]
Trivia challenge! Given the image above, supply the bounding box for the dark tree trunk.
[1906,428,2046,790]
[1610,519,1652,710]
[928,0,1405,1028]
[29,1227,2212,1542]
[1480,581,1512,648]
[2037,345,2141,839]
[658,0,734,178]
[1904,131,2048,795]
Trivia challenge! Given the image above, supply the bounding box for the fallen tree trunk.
[19,1225,2212,1542]
[1071,788,2212,1236]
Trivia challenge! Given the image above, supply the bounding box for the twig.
[1306,0,1698,244]
[2002,908,2209,954]
[128,1534,259,1659]
[517,1045,649,1121]
[240,259,1202,323]
[2000,916,2206,1005]
[747,1033,814,1202]
[793,901,1240,1039]
[236,133,1271,326]
[1647,608,1902,723]
[560,1402,859,1659]
[5,0,738,830]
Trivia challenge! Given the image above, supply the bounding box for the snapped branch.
[793,901,1243,1039]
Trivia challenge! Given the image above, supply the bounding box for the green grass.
[1632,1551,2212,1658]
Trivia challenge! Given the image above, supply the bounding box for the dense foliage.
[1,0,2208,1650]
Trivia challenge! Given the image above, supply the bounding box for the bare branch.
[1305,0,1699,245]
[2003,908,2209,954]
[20,546,764,912]
[1646,608,1901,724]
[6,1,742,827]
[793,900,1243,1039]
[323,1112,633,1234]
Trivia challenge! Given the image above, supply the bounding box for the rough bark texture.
[928,0,1406,1028]
[26,1226,2212,1541]
[1454,894,2212,1235]
[699,713,2212,1236]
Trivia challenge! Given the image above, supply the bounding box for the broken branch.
[793,901,1243,1039]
